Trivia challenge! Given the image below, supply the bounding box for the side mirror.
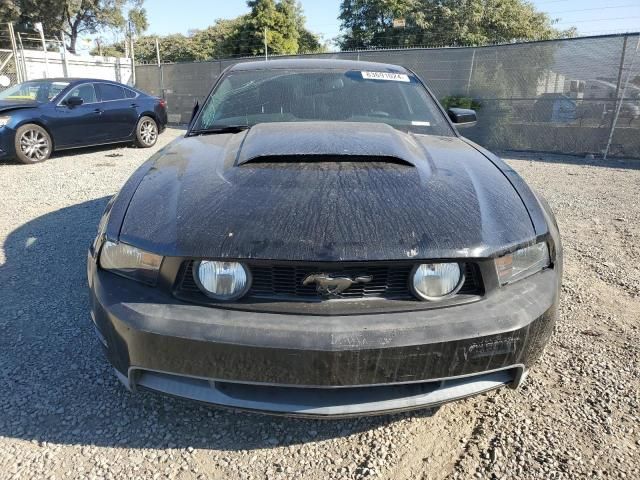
[189,100,200,126]
[65,96,84,107]
[447,108,477,127]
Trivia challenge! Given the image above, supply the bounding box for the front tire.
[15,124,52,164]
[135,116,158,148]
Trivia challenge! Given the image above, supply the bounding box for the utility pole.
[264,28,268,61]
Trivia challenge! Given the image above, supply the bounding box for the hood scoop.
[236,121,424,167]
[242,154,414,166]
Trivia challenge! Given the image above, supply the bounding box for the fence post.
[34,22,49,78]
[59,32,69,77]
[466,49,475,96]
[604,35,640,160]
[16,32,27,81]
[7,23,21,83]
[129,27,136,86]
[155,38,165,98]
[608,36,628,133]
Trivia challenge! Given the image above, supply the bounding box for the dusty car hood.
[0,99,40,112]
[119,122,537,261]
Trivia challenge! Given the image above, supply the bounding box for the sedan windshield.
[193,68,453,136]
[0,80,70,102]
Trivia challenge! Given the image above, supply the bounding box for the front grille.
[176,261,483,302]
[250,264,413,299]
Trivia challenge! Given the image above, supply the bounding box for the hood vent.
[239,154,415,167]
[235,121,425,167]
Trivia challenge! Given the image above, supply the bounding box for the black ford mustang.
[88,59,562,417]
[0,78,167,163]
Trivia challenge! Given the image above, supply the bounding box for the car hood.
[119,122,537,261]
[0,99,40,112]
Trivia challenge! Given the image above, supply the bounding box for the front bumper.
[88,255,558,417]
[0,127,16,159]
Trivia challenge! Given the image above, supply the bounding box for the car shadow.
[0,143,138,165]
[499,150,640,170]
[0,197,436,450]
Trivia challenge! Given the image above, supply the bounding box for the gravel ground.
[0,129,638,480]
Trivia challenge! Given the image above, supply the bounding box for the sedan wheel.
[136,116,158,148]
[15,124,52,164]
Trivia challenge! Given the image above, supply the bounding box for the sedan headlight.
[0,116,11,127]
[495,242,550,285]
[99,241,163,285]
[411,262,463,301]
[195,260,250,301]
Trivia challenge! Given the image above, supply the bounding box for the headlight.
[195,260,250,301]
[91,197,116,256]
[495,242,550,285]
[99,241,163,285]
[411,262,463,301]
[0,116,11,127]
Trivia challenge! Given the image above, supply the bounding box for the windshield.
[193,68,454,136]
[0,80,70,102]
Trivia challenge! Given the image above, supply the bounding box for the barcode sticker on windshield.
[361,71,410,82]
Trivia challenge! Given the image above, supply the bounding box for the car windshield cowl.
[188,124,251,136]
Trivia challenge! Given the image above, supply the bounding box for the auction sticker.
[361,71,410,82]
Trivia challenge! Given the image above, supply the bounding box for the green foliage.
[338,0,576,50]
[128,4,148,37]
[228,0,300,56]
[188,18,244,61]
[0,0,148,54]
[441,96,481,110]
[92,0,325,62]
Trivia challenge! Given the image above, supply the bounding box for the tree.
[0,0,20,24]
[338,0,575,50]
[188,18,244,60]
[298,27,324,53]
[2,0,147,53]
[92,0,324,61]
[286,0,324,53]
[127,3,148,37]
[229,0,299,57]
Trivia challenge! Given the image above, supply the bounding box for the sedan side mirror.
[447,108,477,127]
[65,96,84,107]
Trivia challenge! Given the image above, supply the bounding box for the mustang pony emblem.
[302,273,373,297]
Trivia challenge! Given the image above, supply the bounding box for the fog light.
[411,263,463,301]
[195,261,250,301]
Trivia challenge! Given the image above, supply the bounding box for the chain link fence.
[138,34,639,158]
[0,49,19,87]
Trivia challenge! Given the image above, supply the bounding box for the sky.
[142,0,640,47]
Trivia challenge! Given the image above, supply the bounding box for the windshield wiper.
[188,125,250,136]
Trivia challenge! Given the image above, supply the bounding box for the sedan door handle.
[130,103,139,108]
[93,108,104,115]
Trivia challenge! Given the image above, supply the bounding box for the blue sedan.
[0,78,168,164]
